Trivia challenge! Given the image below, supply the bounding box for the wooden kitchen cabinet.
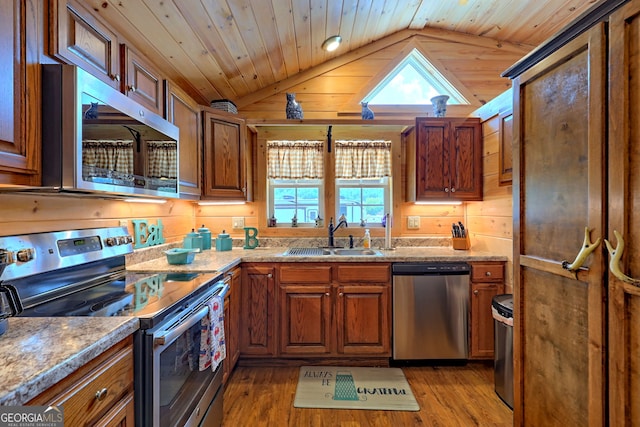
[240,264,276,356]
[504,21,607,427]
[165,80,202,197]
[28,336,135,426]
[469,262,505,359]
[279,265,333,355]
[51,0,121,89]
[335,264,391,356]
[413,117,482,201]
[52,0,164,114]
[120,45,164,114]
[0,0,39,185]
[223,266,241,384]
[274,263,391,359]
[202,109,249,201]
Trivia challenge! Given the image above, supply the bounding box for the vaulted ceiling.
[83,0,599,115]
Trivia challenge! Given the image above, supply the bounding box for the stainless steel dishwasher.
[392,262,470,360]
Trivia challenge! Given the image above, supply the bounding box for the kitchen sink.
[283,247,332,256]
[282,247,382,257]
[331,248,382,256]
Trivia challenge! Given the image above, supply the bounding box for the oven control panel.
[0,227,133,281]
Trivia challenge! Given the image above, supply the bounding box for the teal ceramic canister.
[216,230,233,251]
[197,224,212,250]
[183,229,203,251]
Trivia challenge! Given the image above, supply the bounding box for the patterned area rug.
[293,366,420,411]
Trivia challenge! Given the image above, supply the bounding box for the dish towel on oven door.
[199,295,226,371]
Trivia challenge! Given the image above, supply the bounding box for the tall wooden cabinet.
[413,117,482,201]
[503,1,632,424]
[0,0,39,185]
[608,1,640,425]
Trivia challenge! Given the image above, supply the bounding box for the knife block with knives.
[452,221,470,250]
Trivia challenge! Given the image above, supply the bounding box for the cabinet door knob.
[110,74,120,82]
[473,290,479,295]
[95,387,108,401]
[267,273,272,278]
[325,293,330,296]
[451,187,456,193]
[444,188,449,193]
[485,271,492,277]
[128,85,137,93]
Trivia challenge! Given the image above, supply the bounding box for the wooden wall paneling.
[512,24,606,426]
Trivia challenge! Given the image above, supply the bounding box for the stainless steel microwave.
[40,64,179,198]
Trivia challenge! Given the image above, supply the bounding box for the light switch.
[232,217,245,229]
[407,216,420,229]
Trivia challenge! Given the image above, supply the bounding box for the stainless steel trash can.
[492,294,513,409]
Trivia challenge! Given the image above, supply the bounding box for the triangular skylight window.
[364,49,469,105]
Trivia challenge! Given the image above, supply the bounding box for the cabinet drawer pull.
[95,387,108,401]
[605,230,640,285]
[485,271,492,277]
[562,227,601,272]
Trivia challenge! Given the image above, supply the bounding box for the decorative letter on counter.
[132,219,165,249]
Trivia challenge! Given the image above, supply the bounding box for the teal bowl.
[164,248,197,265]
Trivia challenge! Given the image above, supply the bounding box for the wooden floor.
[223,363,513,426]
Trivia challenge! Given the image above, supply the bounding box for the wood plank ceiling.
[85,0,598,117]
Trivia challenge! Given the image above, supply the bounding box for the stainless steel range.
[0,227,227,427]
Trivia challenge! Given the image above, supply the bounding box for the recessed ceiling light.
[322,35,342,52]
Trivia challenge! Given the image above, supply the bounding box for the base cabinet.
[276,263,391,359]
[469,262,505,359]
[240,264,276,356]
[27,336,134,426]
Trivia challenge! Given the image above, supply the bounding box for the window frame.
[267,178,324,227]
[335,177,391,227]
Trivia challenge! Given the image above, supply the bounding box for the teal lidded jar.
[183,229,203,251]
[216,230,233,251]
[197,224,212,250]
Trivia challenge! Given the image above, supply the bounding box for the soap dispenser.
[363,229,371,249]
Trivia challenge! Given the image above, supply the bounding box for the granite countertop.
[0,317,139,406]
[126,246,507,273]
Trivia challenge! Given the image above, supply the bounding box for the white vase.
[430,95,449,117]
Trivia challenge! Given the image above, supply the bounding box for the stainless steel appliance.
[492,294,514,409]
[0,227,227,427]
[392,262,470,360]
[10,64,179,198]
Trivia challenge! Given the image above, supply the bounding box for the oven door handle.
[154,304,209,347]
[153,282,229,347]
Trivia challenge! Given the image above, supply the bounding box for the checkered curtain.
[267,140,324,179]
[335,140,391,179]
[82,140,134,176]
[147,141,178,178]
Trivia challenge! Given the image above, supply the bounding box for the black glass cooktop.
[17,271,222,328]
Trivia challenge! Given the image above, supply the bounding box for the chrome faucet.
[327,216,348,247]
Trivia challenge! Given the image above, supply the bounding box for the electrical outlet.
[119,220,128,227]
[407,216,420,229]
[232,217,245,229]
